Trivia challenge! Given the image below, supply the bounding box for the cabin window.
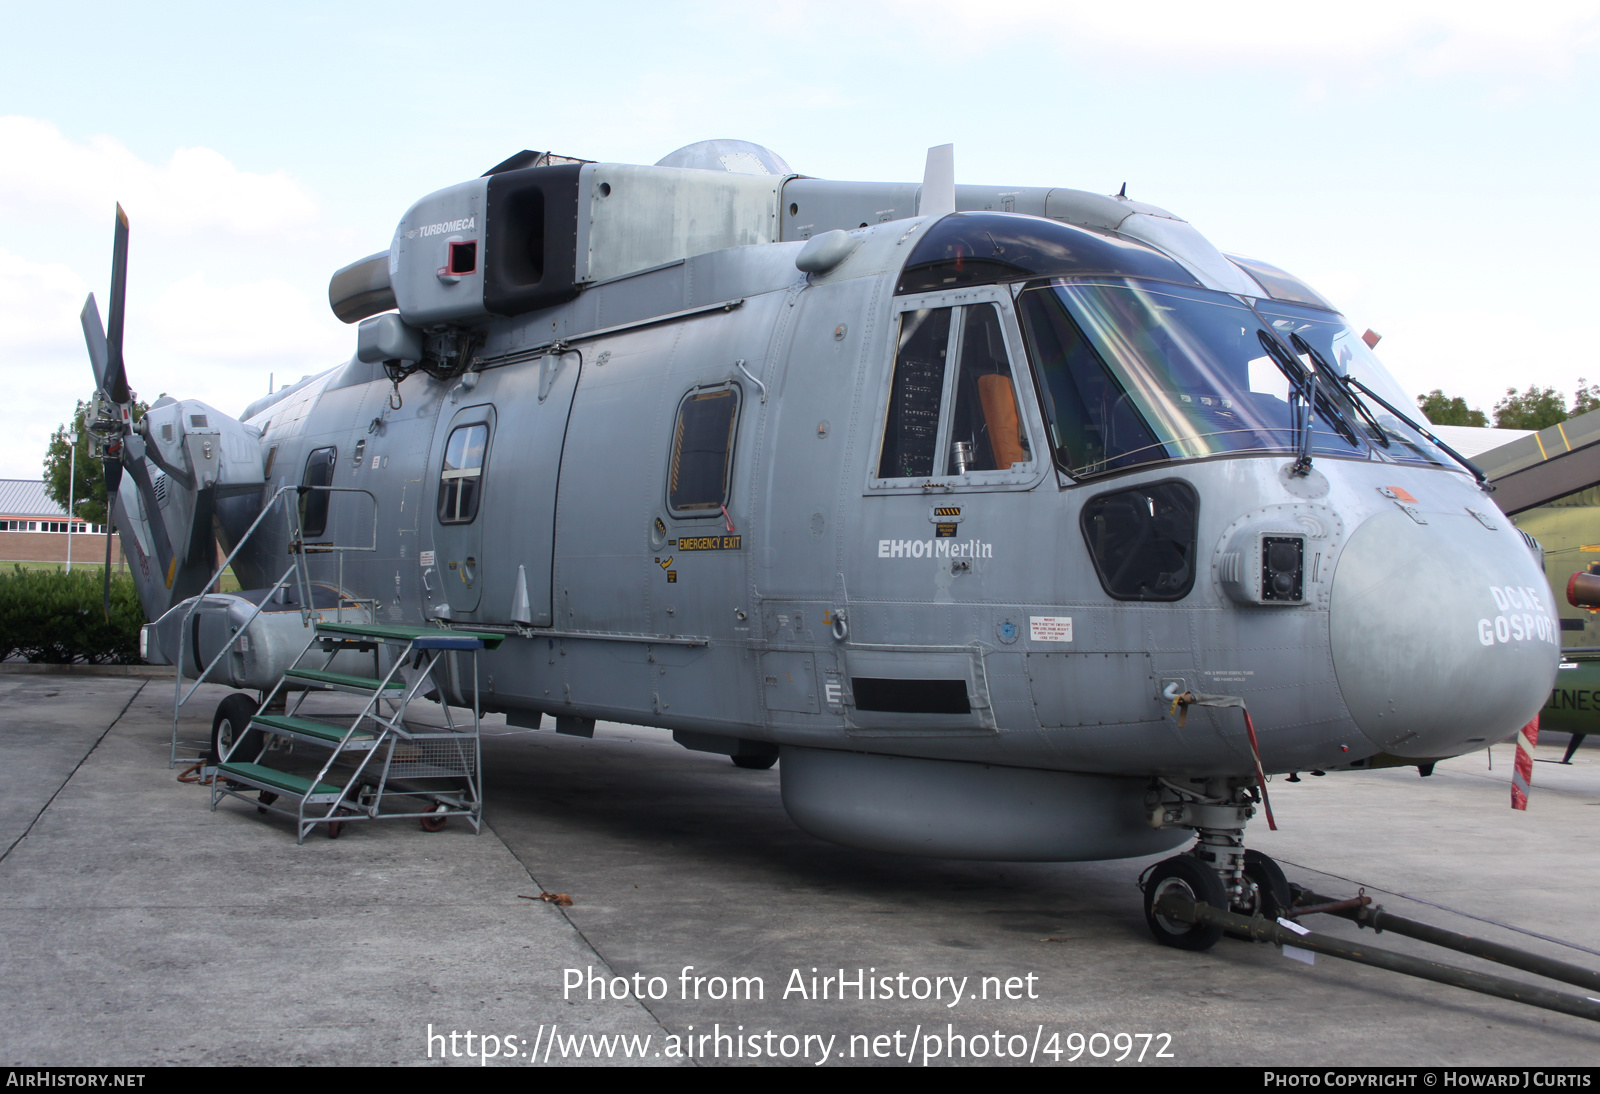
[877,303,1031,480]
[438,423,489,524]
[300,446,337,537]
[668,387,740,516]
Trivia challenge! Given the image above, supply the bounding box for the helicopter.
[80,139,1558,951]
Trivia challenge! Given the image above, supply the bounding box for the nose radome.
[1329,508,1558,758]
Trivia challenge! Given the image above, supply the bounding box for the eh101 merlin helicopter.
[80,139,1557,950]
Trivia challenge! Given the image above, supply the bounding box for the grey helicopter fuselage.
[134,145,1555,863]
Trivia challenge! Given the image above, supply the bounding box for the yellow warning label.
[677,535,741,551]
[933,506,961,517]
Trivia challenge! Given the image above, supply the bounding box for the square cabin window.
[438,423,489,524]
[668,387,740,516]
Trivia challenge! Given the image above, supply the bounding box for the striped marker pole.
[1511,716,1540,811]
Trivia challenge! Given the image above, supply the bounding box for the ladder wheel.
[212,693,264,764]
[420,806,448,832]
[326,821,344,839]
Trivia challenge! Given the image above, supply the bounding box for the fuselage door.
[844,287,1049,725]
[433,403,495,615]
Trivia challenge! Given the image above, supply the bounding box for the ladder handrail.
[171,486,302,766]
[170,484,379,767]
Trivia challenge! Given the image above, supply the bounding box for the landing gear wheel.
[731,753,777,770]
[1241,849,1292,920]
[420,805,449,832]
[1143,855,1227,951]
[211,693,264,765]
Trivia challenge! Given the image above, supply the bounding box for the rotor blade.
[104,204,130,404]
[80,294,111,396]
[102,514,114,622]
[122,441,175,583]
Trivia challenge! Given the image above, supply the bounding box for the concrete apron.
[2,674,1598,1066]
[0,678,665,1066]
[476,720,1600,1068]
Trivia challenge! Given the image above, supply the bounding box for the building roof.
[0,479,69,519]
[1427,424,1535,460]
[1474,408,1600,515]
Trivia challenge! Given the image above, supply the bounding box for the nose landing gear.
[1141,777,1289,950]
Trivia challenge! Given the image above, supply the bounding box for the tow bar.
[1153,889,1600,1024]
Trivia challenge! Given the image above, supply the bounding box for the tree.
[1572,378,1600,417]
[1416,389,1487,427]
[1493,386,1568,431]
[42,400,147,526]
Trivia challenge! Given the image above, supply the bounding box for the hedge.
[0,566,145,664]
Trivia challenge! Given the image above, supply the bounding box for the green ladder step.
[315,621,505,649]
[252,714,373,744]
[217,762,341,797]
[284,668,405,691]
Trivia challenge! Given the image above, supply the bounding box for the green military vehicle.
[1477,408,1600,762]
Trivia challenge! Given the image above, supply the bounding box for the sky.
[2,0,1598,478]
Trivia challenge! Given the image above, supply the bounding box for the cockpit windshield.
[1253,301,1450,469]
[1020,279,1366,478]
[1017,278,1450,479]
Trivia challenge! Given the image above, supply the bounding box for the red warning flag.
[1511,716,1540,811]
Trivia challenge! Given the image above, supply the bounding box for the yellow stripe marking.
[1535,433,1549,460]
[1558,422,1572,451]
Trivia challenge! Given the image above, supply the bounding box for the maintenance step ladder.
[209,621,504,843]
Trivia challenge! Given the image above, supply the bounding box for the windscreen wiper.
[1256,330,1315,473]
[1256,330,1361,464]
[1289,334,1389,449]
[1284,333,1488,486]
[1338,371,1490,488]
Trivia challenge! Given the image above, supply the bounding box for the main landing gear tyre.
[211,693,263,766]
[1241,849,1292,920]
[1143,855,1227,952]
[731,753,777,770]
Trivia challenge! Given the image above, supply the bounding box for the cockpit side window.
[437,423,489,524]
[877,303,1036,482]
[948,304,1032,473]
[879,308,952,479]
[300,446,337,538]
[668,386,740,516]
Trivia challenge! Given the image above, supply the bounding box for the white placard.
[1277,916,1315,965]
[1029,616,1073,642]
[419,550,435,567]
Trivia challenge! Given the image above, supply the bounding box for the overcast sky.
[2,0,1598,477]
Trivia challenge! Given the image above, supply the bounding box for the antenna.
[920,144,956,218]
